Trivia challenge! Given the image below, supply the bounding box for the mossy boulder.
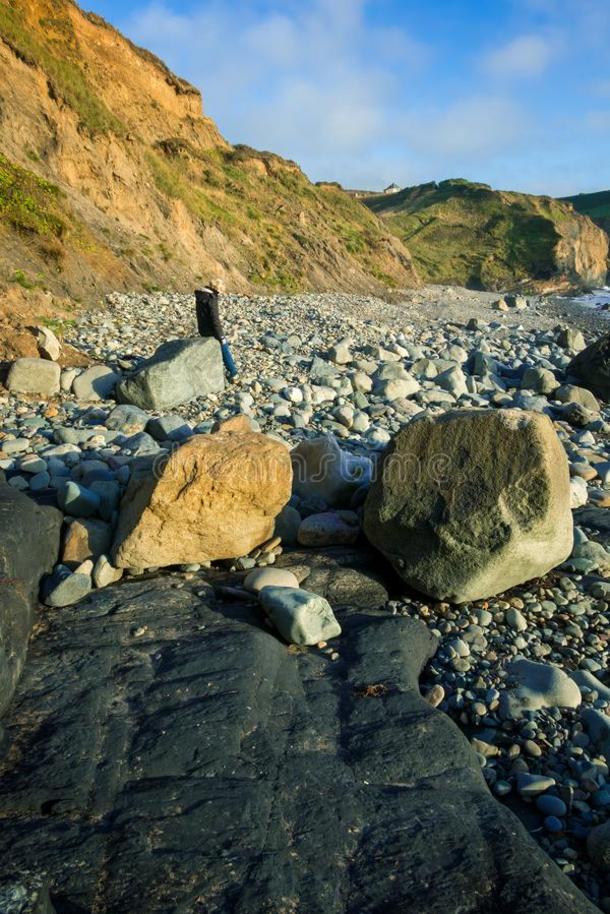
[363,409,573,603]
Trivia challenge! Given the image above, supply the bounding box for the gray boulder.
[291,435,372,507]
[7,358,60,398]
[105,404,149,435]
[436,364,468,398]
[259,586,341,645]
[42,566,92,608]
[581,707,610,762]
[521,366,559,395]
[363,409,573,603]
[73,365,121,401]
[499,659,582,718]
[557,326,586,352]
[34,325,61,361]
[555,383,600,412]
[146,414,193,442]
[297,511,360,547]
[116,337,225,410]
[571,669,610,704]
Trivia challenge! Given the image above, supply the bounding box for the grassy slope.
[562,190,610,234]
[0,151,66,242]
[146,142,407,291]
[365,179,579,290]
[0,0,123,135]
[0,150,85,287]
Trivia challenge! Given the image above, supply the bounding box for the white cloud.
[113,1,585,191]
[121,0,433,186]
[483,34,555,78]
[407,96,528,159]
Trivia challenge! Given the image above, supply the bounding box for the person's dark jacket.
[195,288,224,340]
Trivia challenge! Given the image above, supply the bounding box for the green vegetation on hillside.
[0,0,123,135]
[148,140,402,290]
[0,152,66,240]
[562,190,610,234]
[365,179,580,290]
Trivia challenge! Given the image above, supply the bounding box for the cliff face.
[0,0,419,300]
[365,179,608,291]
[562,190,610,248]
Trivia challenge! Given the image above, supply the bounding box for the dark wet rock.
[574,506,610,536]
[568,331,610,401]
[0,481,61,715]
[0,551,597,914]
[274,545,390,608]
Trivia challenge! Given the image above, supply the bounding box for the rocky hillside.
[563,190,610,237]
[0,0,418,300]
[364,179,608,291]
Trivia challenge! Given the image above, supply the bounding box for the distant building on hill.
[346,182,402,199]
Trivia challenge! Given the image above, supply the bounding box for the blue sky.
[83,0,610,194]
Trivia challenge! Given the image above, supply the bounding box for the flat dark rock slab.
[0,554,597,914]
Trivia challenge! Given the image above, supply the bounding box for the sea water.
[569,286,610,315]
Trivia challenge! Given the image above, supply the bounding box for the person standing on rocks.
[195,284,238,380]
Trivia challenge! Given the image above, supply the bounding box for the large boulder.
[0,480,61,715]
[112,431,292,568]
[116,337,225,411]
[363,409,573,603]
[554,384,600,412]
[6,358,60,397]
[568,332,610,401]
[557,326,586,352]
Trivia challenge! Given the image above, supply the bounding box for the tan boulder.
[363,409,573,603]
[63,518,112,566]
[112,431,292,569]
[213,414,259,434]
[34,325,62,361]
